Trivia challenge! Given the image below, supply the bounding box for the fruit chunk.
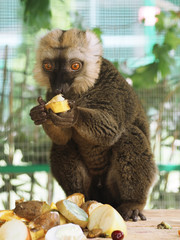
[14,200,51,221]
[0,219,31,240]
[87,228,106,238]
[111,230,124,240]
[81,200,103,216]
[87,204,127,237]
[66,193,85,207]
[45,223,87,240]
[29,211,60,231]
[56,199,88,228]
[0,210,28,223]
[59,213,67,225]
[29,227,45,240]
[50,202,58,210]
[50,202,67,224]
[45,94,70,113]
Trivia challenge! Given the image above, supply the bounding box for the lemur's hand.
[49,100,79,128]
[30,96,48,125]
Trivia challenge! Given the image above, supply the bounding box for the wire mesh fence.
[0,45,180,209]
[0,0,180,209]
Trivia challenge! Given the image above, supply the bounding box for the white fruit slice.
[81,201,103,216]
[0,219,31,240]
[45,223,87,240]
[87,204,127,237]
[56,199,88,228]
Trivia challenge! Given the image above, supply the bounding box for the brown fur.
[31,29,157,221]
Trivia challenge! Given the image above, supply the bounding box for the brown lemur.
[30,29,157,221]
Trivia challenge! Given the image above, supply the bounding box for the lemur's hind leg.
[106,125,157,221]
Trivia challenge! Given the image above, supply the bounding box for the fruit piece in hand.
[45,223,87,240]
[87,204,127,237]
[45,94,70,113]
[0,219,31,240]
[56,199,88,228]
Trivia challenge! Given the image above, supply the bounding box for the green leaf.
[155,12,166,32]
[130,62,158,89]
[153,44,170,59]
[164,31,180,49]
[152,43,175,77]
[92,27,103,42]
[21,0,52,31]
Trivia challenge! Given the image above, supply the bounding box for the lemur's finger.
[37,96,46,105]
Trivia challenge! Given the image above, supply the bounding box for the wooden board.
[93,209,180,240]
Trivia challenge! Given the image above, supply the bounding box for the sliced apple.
[66,193,85,207]
[81,200,103,216]
[87,204,127,237]
[45,223,87,240]
[56,199,88,228]
[0,219,31,240]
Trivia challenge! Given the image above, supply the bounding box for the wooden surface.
[93,209,180,240]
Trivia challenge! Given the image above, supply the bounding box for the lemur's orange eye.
[71,62,81,71]
[43,61,53,71]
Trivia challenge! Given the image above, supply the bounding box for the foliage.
[92,27,103,42]
[20,0,52,31]
[122,11,180,89]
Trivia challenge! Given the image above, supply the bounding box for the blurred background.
[0,0,180,210]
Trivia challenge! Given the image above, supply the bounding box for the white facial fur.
[34,29,103,94]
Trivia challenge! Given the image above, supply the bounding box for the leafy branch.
[123,11,180,89]
[20,0,52,31]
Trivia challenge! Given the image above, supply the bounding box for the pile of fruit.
[0,193,127,240]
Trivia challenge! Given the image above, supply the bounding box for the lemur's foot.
[117,203,146,221]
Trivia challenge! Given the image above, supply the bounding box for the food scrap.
[157,221,172,229]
